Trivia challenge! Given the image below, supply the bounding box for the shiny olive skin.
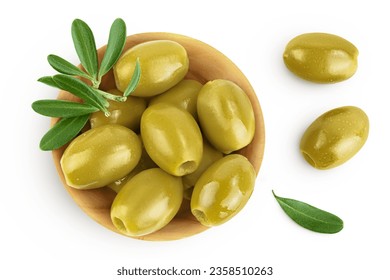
[149,79,203,119]
[283,33,358,83]
[90,89,146,131]
[300,106,369,169]
[113,40,189,97]
[110,168,183,237]
[108,135,157,193]
[197,79,255,154]
[141,103,203,176]
[191,154,256,227]
[183,140,223,189]
[61,124,142,189]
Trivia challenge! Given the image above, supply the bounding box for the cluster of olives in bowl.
[52,33,265,241]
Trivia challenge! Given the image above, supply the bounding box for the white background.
[2,0,389,279]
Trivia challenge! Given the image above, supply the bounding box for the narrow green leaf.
[272,191,343,234]
[39,114,90,151]
[32,100,98,118]
[38,76,58,88]
[98,18,126,79]
[123,58,141,97]
[52,74,109,113]
[47,54,92,80]
[71,19,98,79]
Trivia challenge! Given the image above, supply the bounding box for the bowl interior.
[52,32,265,241]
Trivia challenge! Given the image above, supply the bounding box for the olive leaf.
[71,19,98,80]
[32,100,99,118]
[38,76,59,88]
[47,55,92,80]
[98,18,126,80]
[123,58,141,97]
[52,74,109,113]
[39,114,90,151]
[272,190,343,234]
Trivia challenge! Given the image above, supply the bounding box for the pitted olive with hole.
[60,124,142,189]
[141,103,203,176]
[110,168,183,237]
[300,106,369,169]
[191,154,256,227]
[149,79,203,119]
[89,89,147,131]
[197,79,255,154]
[113,40,189,97]
[283,32,359,83]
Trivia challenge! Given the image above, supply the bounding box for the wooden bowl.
[52,32,265,241]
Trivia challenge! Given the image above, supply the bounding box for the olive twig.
[33,18,141,151]
[95,89,127,102]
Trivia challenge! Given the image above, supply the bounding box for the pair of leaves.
[48,18,126,85]
[273,191,343,234]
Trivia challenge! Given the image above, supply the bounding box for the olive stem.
[91,79,100,88]
[95,89,127,103]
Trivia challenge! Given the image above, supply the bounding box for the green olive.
[149,79,202,119]
[61,124,142,189]
[108,135,157,193]
[89,89,147,131]
[110,168,183,237]
[283,32,358,83]
[197,79,255,154]
[183,140,223,189]
[191,154,256,226]
[141,103,203,176]
[113,40,189,97]
[300,106,369,169]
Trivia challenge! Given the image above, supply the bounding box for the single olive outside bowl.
[51,32,266,241]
